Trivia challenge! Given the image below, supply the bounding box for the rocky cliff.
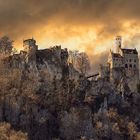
[0,46,139,140]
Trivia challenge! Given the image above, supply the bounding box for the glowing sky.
[1,0,140,70]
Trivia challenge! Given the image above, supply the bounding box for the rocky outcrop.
[0,46,140,140]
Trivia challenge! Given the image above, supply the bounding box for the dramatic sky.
[1,0,140,71]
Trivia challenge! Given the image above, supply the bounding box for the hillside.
[0,37,139,140]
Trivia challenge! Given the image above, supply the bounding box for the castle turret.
[115,36,122,53]
[23,38,38,63]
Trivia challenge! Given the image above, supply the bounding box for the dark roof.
[121,48,138,54]
[112,53,122,58]
[23,38,36,44]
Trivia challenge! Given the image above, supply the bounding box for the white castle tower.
[114,36,122,53]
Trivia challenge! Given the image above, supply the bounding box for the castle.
[1,36,139,93]
[99,36,140,93]
[3,38,73,81]
[108,36,139,70]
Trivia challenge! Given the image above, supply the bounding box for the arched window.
[125,64,128,68]
[129,64,132,68]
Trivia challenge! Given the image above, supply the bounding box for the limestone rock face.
[85,79,116,103]
[6,46,79,82]
[110,68,139,93]
[0,72,139,140]
[0,45,140,140]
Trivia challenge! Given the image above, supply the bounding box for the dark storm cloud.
[0,0,140,38]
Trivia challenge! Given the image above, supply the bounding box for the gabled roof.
[121,48,138,54]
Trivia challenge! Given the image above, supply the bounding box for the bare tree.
[69,51,90,76]
[68,50,79,65]
[0,122,28,140]
[0,36,13,54]
[75,52,90,75]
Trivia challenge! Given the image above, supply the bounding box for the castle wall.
[108,57,123,69]
[123,53,139,70]
[111,57,123,68]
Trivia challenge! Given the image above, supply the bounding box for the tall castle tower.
[114,36,122,53]
[23,38,38,63]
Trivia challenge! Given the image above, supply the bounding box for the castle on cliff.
[99,36,140,93]
[0,36,139,93]
[3,38,72,80]
[108,36,139,71]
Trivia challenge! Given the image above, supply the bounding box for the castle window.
[129,64,132,68]
[134,64,136,68]
[125,64,128,68]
